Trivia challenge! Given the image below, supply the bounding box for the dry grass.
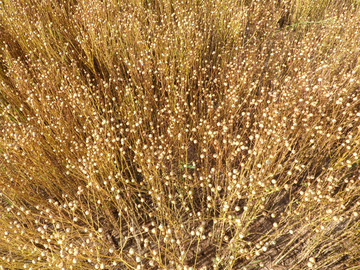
[1,0,360,269]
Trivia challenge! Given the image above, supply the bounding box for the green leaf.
[180,162,195,169]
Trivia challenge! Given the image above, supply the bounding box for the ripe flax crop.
[1,0,360,269]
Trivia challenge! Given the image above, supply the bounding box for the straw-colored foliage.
[1,0,360,269]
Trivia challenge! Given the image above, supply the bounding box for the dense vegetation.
[1,0,360,269]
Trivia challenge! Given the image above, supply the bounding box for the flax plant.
[0,0,360,269]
